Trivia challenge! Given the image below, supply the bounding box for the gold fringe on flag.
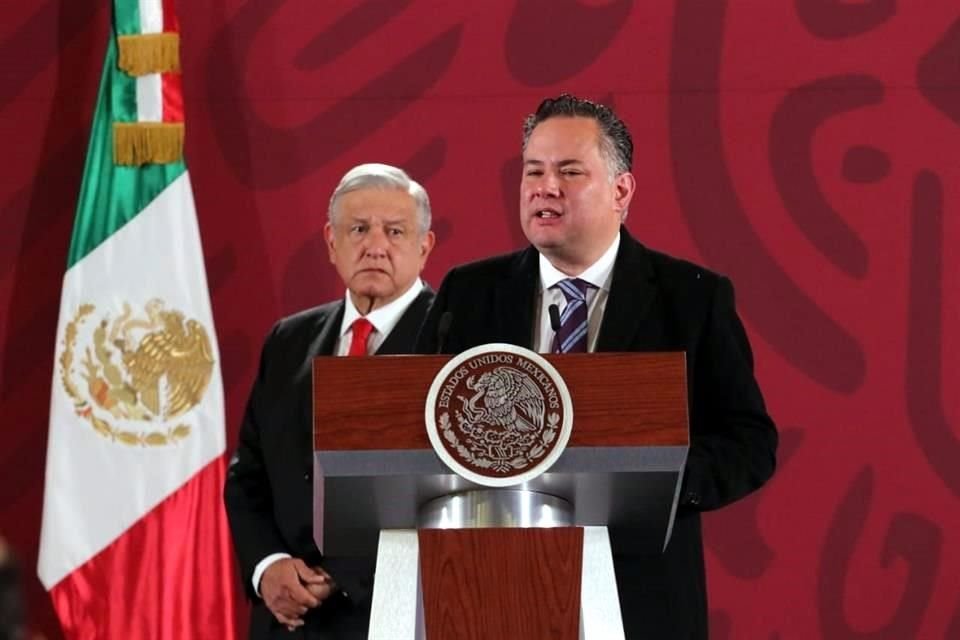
[117,33,181,76]
[113,122,184,165]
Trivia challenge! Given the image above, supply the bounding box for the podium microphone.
[548,304,562,333]
[436,311,453,354]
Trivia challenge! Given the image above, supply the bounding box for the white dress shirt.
[534,233,620,353]
[335,278,425,356]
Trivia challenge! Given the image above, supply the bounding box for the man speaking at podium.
[225,164,436,638]
[417,95,778,639]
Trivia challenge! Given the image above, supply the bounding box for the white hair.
[327,163,431,235]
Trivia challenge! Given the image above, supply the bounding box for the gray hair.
[522,94,633,179]
[327,163,432,235]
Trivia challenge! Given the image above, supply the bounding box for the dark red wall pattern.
[0,2,957,637]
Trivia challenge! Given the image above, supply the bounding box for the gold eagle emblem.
[59,299,215,446]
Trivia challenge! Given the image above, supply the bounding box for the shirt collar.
[340,278,424,337]
[539,231,620,292]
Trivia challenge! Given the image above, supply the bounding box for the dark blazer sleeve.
[681,276,778,512]
[223,323,290,599]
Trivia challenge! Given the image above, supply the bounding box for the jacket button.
[303,472,311,481]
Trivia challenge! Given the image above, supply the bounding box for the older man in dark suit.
[417,95,778,639]
[225,163,436,639]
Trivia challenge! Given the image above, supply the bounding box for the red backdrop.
[2,1,959,638]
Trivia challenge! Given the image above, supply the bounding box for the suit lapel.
[376,287,434,354]
[299,301,344,431]
[595,228,658,351]
[309,302,345,359]
[494,247,539,349]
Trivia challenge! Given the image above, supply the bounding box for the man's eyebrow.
[522,159,584,167]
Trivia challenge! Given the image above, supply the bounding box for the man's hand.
[259,558,335,630]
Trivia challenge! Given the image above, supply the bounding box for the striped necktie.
[552,278,592,353]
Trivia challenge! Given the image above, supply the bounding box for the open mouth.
[534,209,562,219]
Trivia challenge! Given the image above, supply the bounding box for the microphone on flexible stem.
[547,304,560,353]
[548,304,562,333]
[548,304,562,353]
[436,311,453,354]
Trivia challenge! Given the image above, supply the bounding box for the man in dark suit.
[225,163,436,639]
[417,95,778,638]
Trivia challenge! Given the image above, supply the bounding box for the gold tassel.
[117,33,180,76]
[113,122,184,166]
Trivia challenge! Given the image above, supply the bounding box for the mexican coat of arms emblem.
[57,298,214,446]
[425,343,574,486]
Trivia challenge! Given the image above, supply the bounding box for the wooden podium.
[313,352,688,639]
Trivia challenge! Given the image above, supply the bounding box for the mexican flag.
[37,1,236,637]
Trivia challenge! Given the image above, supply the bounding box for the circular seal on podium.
[424,343,574,487]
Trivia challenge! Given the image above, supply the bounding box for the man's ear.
[323,222,337,263]
[419,230,436,262]
[613,171,636,215]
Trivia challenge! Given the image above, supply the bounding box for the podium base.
[368,526,624,639]
[580,526,625,639]
[368,530,424,640]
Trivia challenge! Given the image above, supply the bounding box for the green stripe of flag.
[112,0,141,36]
[111,28,140,124]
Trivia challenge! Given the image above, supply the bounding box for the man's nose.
[363,226,389,257]
[537,173,560,197]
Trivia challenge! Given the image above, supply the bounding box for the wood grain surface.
[418,527,584,640]
[314,352,688,450]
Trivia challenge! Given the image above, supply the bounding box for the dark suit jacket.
[225,288,434,640]
[416,229,777,639]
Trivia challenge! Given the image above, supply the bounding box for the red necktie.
[347,318,375,356]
